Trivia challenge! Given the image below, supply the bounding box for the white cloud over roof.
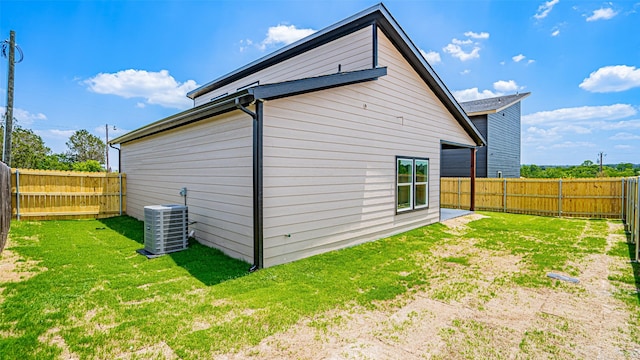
[493,80,519,92]
[84,69,198,109]
[579,65,640,92]
[586,7,618,21]
[419,49,441,64]
[534,0,560,20]
[260,24,315,50]
[443,44,480,61]
[452,88,500,102]
[463,31,489,39]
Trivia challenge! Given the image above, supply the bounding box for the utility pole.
[105,124,109,172]
[2,31,16,167]
[597,151,605,174]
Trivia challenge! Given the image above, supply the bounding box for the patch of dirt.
[115,341,178,360]
[38,327,79,360]
[0,249,43,283]
[441,213,489,235]
[220,217,640,359]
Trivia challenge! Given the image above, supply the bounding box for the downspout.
[236,98,264,272]
[109,143,121,173]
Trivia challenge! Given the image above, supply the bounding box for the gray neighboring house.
[441,92,530,178]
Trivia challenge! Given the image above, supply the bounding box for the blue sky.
[1,0,639,168]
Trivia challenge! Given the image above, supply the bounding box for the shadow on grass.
[624,231,640,304]
[99,216,250,286]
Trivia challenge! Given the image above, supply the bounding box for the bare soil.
[220,215,640,360]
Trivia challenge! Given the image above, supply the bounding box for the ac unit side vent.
[144,204,188,255]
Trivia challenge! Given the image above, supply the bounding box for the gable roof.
[112,3,485,147]
[460,92,531,117]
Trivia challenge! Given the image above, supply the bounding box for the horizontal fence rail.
[10,169,126,220]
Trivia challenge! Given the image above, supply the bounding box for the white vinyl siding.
[194,26,373,106]
[260,30,476,267]
[120,110,254,263]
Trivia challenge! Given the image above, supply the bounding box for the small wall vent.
[144,204,188,255]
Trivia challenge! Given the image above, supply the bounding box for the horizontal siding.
[121,110,254,262]
[194,26,373,106]
[487,102,521,178]
[260,29,475,267]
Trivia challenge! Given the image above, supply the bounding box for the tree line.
[521,161,639,178]
[1,125,106,172]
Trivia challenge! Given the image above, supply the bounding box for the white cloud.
[443,44,480,61]
[0,106,47,126]
[579,65,640,93]
[259,24,315,50]
[452,88,500,102]
[452,38,473,45]
[534,0,560,20]
[493,80,519,92]
[84,69,198,109]
[601,119,640,130]
[586,7,618,21]
[550,141,596,149]
[527,59,536,65]
[460,69,471,75]
[419,49,441,64]
[512,54,526,62]
[463,31,489,39]
[609,132,640,140]
[136,102,145,108]
[523,104,637,125]
[615,144,633,150]
[39,129,76,139]
[551,29,561,36]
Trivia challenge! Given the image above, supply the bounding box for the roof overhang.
[111,67,387,145]
[463,92,531,117]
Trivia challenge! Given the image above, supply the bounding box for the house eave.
[111,67,387,145]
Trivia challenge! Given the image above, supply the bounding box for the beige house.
[110,3,485,269]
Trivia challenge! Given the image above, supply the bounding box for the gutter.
[235,98,264,272]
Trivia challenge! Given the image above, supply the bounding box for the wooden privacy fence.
[10,169,126,220]
[0,162,10,253]
[441,177,626,219]
[623,177,639,262]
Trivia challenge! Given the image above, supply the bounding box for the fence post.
[119,173,123,216]
[620,178,625,224]
[457,177,461,209]
[636,178,639,262]
[558,178,562,217]
[503,178,507,213]
[15,169,20,221]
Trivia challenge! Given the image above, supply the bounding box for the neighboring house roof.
[112,3,485,147]
[460,92,531,117]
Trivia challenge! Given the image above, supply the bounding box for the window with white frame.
[396,157,429,212]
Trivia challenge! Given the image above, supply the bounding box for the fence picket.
[9,168,126,220]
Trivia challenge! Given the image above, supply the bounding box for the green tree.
[0,125,51,169]
[72,160,103,172]
[66,129,105,164]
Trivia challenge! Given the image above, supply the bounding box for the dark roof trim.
[462,92,531,116]
[110,68,386,145]
[441,139,479,150]
[186,3,484,146]
[187,6,382,100]
[250,67,387,100]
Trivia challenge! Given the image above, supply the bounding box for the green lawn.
[0,213,638,359]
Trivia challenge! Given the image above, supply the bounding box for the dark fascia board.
[372,7,485,147]
[250,67,387,100]
[464,92,531,116]
[110,68,386,145]
[110,92,252,145]
[187,4,384,100]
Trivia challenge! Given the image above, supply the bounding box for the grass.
[0,212,637,359]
